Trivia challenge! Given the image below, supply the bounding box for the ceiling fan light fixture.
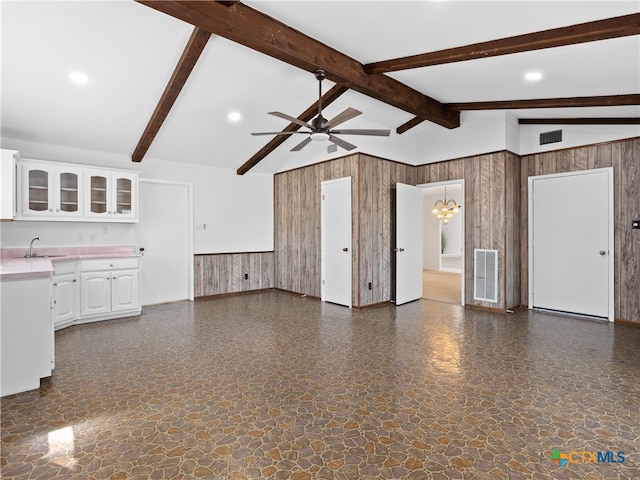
[310,131,330,141]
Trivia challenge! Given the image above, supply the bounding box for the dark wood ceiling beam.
[518,117,640,125]
[135,0,460,129]
[237,84,349,175]
[396,94,640,134]
[364,13,640,74]
[396,117,426,135]
[132,27,210,162]
[446,94,640,111]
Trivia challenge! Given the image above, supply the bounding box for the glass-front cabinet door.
[21,161,54,217]
[18,161,138,222]
[112,173,137,220]
[87,172,110,218]
[21,161,84,218]
[55,166,83,217]
[85,170,137,220]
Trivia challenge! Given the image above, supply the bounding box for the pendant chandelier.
[432,186,461,224]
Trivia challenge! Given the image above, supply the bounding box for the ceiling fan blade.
[329,134,357,151]
[291,136,312,152]
[251,131,306,136]
[330,129,391,136]
[268,111,313,129]
[325,107,362,129]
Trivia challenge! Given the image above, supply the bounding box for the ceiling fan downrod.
[315,69,326,118]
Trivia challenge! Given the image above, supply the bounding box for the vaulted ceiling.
[1,1,639,175]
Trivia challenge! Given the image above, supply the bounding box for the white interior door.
[396,183,423,305]
[321,177,352,307]
[137,180,193,306]
[530,168,613,320]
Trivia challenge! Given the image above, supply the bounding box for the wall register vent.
[540,129,563,145]
[474,249,498,303]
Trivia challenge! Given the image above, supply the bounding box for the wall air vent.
[474,249,498,303]
[540,129,563,145]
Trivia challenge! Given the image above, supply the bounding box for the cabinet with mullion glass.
[17,160,137,222]
[20,161,83,217]
[85,170,137,220]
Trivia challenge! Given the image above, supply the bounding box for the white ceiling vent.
[540,129,563,145]
[474,249,498,303]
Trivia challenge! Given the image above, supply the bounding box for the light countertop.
[0,246,141,279]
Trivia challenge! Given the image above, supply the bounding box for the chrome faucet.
[26,237,41,258]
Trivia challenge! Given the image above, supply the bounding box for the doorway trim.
[137,178,194,303]
[416,179,465,306]
[321,176,352,308]
[528,167,614,321]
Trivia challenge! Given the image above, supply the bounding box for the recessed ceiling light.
[228,111,242,122]
[69,71,88,85]
[524,71,543,82]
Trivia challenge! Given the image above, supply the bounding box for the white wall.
[441,211,462,255]
[0,138,274,254]
[1,221,135,249]
[415,111,509,164]
[519,124,640,155]
[420,183,463,272]
[139,157,273,253]
[422,190,441,270]
[416,111,640,163]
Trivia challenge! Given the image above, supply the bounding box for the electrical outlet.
[244,273,249,280]
[633,220,640,230]
[368,282,372,290]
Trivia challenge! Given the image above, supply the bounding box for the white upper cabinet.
[1,149,18,220]
[16,159,138,222]
[20,160,83,218]
[85,170,137,221]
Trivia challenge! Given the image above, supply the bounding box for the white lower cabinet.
[1,275,53,396]
[52,261,79,331]
[79,257,141,323]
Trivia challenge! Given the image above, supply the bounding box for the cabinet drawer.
[52,260,76,276]
[80,257,139,272]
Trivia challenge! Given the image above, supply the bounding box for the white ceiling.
[1,0,639,175]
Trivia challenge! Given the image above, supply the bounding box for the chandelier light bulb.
[432,186,461,223]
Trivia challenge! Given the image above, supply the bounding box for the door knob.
[599,250,607,256]
[342,247,349,252]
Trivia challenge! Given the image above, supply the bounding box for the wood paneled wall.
[273,154,414,307]
[520,137,640,323]
[415,152,521,311]
[194,252,274,297]
[274,155,359,303]
[358,155,415,305]
[273,137,638,321]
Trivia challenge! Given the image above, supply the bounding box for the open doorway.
[419,181,464,305]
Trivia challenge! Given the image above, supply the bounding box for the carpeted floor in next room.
[1,291,639,479]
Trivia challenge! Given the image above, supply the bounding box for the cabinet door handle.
[53,282,57,287]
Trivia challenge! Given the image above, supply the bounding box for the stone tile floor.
[1,292,639,479]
